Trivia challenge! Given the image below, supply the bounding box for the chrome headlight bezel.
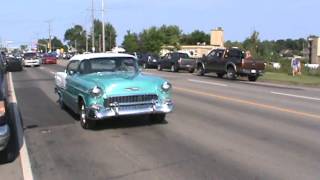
[161,81,172,92]
[89,86,103,97]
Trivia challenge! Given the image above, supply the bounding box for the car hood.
[80,72,165,96]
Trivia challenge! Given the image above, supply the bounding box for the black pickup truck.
[195,48,265,81]
[157,52,195,73]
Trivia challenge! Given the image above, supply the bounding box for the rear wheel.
[196,64,205,76]
[188,68,195,73]
[79,101,96,129]
[150,114,166,123]
[217,73,224,78]
[226,67,236,80]
[0,146,15,164]
[248,76,258,82]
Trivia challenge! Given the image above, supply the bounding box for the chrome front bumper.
[0,124,10,151]
[87,100,174,120]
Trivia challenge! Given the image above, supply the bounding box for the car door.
[63,60,80,112]
[162,54,170,69]
[205,50,218,72]
[213,49,227,72]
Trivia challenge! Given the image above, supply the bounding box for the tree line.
[31,21,309,62]
[35,19,117,53]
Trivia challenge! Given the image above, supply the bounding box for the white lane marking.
[8,73,34,180]
[188,79,228,87]
[271,91,320,101]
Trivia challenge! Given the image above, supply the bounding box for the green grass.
[259,72,320,86]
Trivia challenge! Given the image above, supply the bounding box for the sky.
[0,0,319,48]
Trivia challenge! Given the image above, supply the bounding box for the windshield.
[80,57,138,74]
[24,53,37,59]
[178,53,189,58]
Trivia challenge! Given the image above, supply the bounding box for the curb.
[6,72,34,180]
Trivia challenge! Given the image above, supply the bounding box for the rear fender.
[226,62,237,72]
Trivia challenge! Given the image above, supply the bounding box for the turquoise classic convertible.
[55,53,174,129]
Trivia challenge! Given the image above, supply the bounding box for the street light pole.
[91,0,95,52]
[102,0,106,52]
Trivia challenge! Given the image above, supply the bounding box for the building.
[161,27,225,58]
[308,36,320,64]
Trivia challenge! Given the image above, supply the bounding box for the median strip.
[174,86,320,120]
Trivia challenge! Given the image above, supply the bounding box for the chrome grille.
[104,94,158,107]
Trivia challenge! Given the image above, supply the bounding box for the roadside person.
[291,57,301,76]
[245,50,253,60]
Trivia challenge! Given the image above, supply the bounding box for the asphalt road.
[9,62,320,180]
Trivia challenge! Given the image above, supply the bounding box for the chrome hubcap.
[81,105,86,123]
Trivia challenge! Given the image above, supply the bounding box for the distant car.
[54,53,174,129]
[138,53,160,69]
[42,54,57,64]
[157,52,195,73]
[23,52,41,67]
[6,57,23,71]
[0,53,10,160]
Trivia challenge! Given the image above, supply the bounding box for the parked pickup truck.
[157,52,195,73]
[195,48,265,81]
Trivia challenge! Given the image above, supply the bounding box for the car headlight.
[89,86,103,97]
[161,82,172,92]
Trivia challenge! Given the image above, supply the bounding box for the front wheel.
[143,63,148,69]
[150,114,166,124]
[248,76,258,82]
[58,93,66,110]
[79,102,96,129]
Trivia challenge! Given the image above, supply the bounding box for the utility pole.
[99,34,102,52]
[86,32,89,52]
[91,0,95,52]
[46,20,53,52]
[102,0,106,52]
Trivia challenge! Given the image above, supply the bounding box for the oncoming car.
[55,53,174,129]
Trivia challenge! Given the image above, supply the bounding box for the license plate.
[251,69,256,73]
[153,59,157,62]
[186,65,190,67]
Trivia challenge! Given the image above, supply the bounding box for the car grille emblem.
[125,87,140,91]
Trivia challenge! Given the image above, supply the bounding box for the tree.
[20,45,28,52]
[64,25,87,52]
[159,25,182,47]
[51,37,64,50]
[243,31,260,57]
[92,20,117,52]
[122,31,139,53]
[181,30,210,45]
[37,37,65,53]
[139,27,164,54]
